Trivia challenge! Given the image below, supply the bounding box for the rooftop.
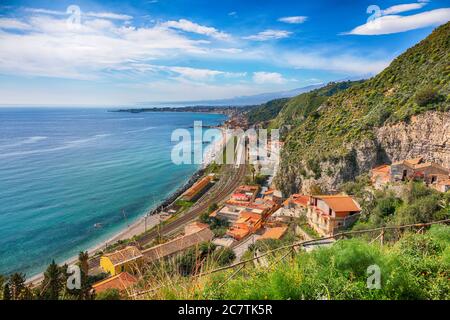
[103,246,143,267]
[143,227,214,263]
[92,272,138,294]
[260,226,288,240]
[314,195,361,213]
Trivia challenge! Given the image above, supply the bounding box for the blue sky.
[0,0,448,106]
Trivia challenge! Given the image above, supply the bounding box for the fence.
[130,218,450,298]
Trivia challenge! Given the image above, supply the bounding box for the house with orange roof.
[226,211,262,240]
[100,246,143,276]
[306,195,361,236]
[263,189,283,205]
[260,226,288,240]
[142,224,214,263]
[184,221,209,235]
[371,164,391,188]
[430,177,450,193]
[92,272,138,295]
[234,185,259,201]
[371,157,449,188]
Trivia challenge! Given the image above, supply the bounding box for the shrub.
[213,247,236,267]
[414,86,440,106]
[95,289,121,300]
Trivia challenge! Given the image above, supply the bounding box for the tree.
[0,275,4,300]
[40,260,64,300]
[208,203,218,213]
[199,211,210,224]
[75,251,93,300]
[9,273,26,300]
[213,247,236,266]
[78,251,89,275]
[3,283,11,300]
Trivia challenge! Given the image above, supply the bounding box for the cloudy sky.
[0,0,449,106]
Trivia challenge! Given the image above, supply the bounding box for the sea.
[0,107,226,277]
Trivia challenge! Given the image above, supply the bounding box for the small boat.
[94,223,103,229]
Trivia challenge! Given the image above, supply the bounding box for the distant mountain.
[141,84,325,107]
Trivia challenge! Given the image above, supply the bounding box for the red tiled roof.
[92,272,138,294]
[260,226,288,240]
[315,195,361,213]
[103,246,143,267]
[372,165,390,174]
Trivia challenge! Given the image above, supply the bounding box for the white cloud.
[347,8,450,35]
[162,19,230,40]
[381,2,427,15]
[0,15,208,79]
[85,12,133,21]
[243,29,292,41]
[282,51,389,75]
[24,7,133,20]
[0,18,31,30]
[252,72,286,84]
[157,66,246,81]
[278,16,308,24]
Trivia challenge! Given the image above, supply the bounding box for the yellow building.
[100,246,143,276]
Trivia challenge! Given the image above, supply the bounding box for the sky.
[0,0,449,106]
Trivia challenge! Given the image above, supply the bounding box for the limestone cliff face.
[275,111,450,194]
[375,111,450,166]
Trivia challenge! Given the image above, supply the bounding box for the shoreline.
[27,167,206,285]
[26,123,227,285]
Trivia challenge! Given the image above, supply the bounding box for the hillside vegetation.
[272,80,363,132]
[274,22,450,194]
[138,224,450,300]
[246,98,289,126]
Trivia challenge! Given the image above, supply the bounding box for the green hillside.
[275,22,450,193]
[246,98,289,125]
[272,80,363,130]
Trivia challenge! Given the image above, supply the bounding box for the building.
[306,195,361,236]
[100,246,143,276]
[184,221,209,235]
[371,157,450,189]
[227,211,262,240]
[263,189,283,205]
[92,272,138,294]
[142,224,214,263]
[371,165,391,188]
[260,226,288,240]
[431,177,450,193]
[230,185,259,202]
[181,175,213,201]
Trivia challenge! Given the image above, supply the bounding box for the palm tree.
[77,251,93,300]
[3,282,11,300]
[9,273,26,300]
[41,260,63,300]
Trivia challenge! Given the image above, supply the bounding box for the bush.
[213,247,236,267]
[95,289,121,300]
[414,86,440,106]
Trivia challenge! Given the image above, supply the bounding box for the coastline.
[26,120,228,285]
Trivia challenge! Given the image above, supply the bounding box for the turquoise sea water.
[0,108,225,276]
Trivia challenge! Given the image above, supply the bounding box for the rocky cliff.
[276,111,449,194]
[273,22,450,195]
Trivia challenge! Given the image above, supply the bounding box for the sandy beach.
[27,123,228,285]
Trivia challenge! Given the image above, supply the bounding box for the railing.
[129,219,450,298]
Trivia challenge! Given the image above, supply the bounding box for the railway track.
[88,163,247,271]
[137,163,247,246]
